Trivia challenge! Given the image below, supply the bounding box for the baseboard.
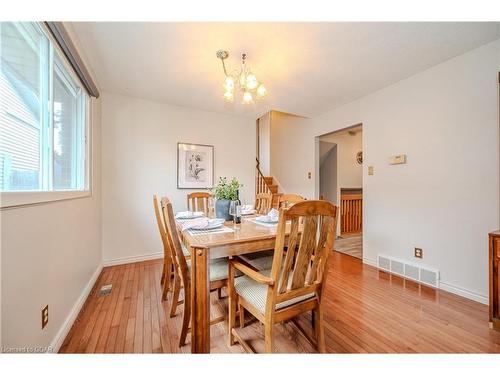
[362,257,377,267]
[50,263,103,353]
[439,281,488,305]
[102,251,163,267]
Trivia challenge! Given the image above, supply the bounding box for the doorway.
[316,124,363,259]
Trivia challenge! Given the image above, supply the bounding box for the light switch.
[368,166,374,175]
[390,154,407,165]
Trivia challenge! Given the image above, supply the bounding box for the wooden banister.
[340,193,362,234]
[255,158,273,196]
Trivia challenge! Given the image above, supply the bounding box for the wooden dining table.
[178,215,287,353]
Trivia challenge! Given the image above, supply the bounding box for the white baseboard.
[439,281,488,305]
[362,257,377,267]
[102,251,163,267]
[50,263,103,353]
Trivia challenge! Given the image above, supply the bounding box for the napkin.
[175,211,204,219]
[241,204,255,215]
[256,208,279,223]
[178,217,209,231]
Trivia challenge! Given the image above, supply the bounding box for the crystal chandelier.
[216,50,267,104]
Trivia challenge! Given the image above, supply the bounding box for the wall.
[319,127,363,204]
[101,92,255,264]
[0,98,102,351]
[258,112,271,176]
[319,141,337,203]
[270,40,500,303]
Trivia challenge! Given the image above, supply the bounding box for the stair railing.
[255,158,273,196]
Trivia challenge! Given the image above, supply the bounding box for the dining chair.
[228,200,338,353]
[161,196,230,347]
[187,192,212,216]
[254,192,273,214]
[278,193,305,209]
[153,195,175,301]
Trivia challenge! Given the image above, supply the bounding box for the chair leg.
[179,284,191,347]
[314,305,325,353]
[161,260,172,301]
[228,266,237,346]
[170,273,181,318]
[238,302,245,328]
[264,321,274,353]
[161,263,165,285]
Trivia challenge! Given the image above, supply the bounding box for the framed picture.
[177,142,214,189]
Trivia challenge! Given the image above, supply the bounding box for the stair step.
[269,185,279,194]
[263,176,274,184]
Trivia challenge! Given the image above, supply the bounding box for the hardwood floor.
[334,234,362,259]
[59,252,500,353]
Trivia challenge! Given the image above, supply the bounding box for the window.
[0,22,90,205]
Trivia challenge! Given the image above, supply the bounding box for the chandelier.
[216,50,267,104]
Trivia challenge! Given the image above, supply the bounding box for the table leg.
[190,246,210,353]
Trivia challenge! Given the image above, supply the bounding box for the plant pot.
[215,199,233,221]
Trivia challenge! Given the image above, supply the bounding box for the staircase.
[255,159,282,208]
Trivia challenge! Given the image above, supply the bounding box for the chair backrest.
[187,192,211,216]
[254,192,273,214]
[278,193,305,209]
[161,197,190,292]
[153,195,173,263]
[267,200,337,310]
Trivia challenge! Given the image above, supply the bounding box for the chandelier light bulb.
[242,91,253,104]
[223,90,234,102]
[223,76,235,91]
[257,84,267,98]
[246,73,258,90]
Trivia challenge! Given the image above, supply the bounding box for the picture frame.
[177,142,214,189]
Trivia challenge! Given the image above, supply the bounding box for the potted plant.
[212,177,241,221]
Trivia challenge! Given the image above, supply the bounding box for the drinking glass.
[229,200,237,220]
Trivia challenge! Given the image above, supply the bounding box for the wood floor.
[334,234,362,259]
[59,252,500,353]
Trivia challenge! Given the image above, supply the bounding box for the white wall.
[319,141,337,203]
[0,98,102,351]
[258,112,271,176]
[270,40,500,303]
[320,128,363,195]
[101,92,256,264]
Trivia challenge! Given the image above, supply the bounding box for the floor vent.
[377,255,439,288]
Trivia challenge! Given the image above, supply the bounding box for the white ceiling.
[71,22,500,118]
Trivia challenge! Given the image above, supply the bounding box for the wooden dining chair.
[153,195,174,301]
[161,196,230,347]
[278,193,305,209]
[228,200,338,353]
[187,192,211,216]
[254,192,273,214]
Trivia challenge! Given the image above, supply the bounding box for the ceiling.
[71,22,500,118]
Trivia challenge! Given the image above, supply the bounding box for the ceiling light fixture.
[216,50,267,104]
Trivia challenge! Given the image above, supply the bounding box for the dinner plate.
[190,218,225,230]
[175,211,204,219]
[255,215,279,224]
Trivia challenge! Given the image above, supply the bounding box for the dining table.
[177,214,290,353]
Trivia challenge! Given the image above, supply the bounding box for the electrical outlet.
[41,305,49,329]
[307,172,312,179]
[414,248,423,259]
[368,166,374,175]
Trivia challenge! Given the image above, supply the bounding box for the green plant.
[212,177,241,200]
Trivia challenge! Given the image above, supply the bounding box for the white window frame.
[0,22,93,209]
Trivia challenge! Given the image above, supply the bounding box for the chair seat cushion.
[187,258,232,282]
[234,269,315,315]
[181,242,190,256]
[239,250,274,271]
